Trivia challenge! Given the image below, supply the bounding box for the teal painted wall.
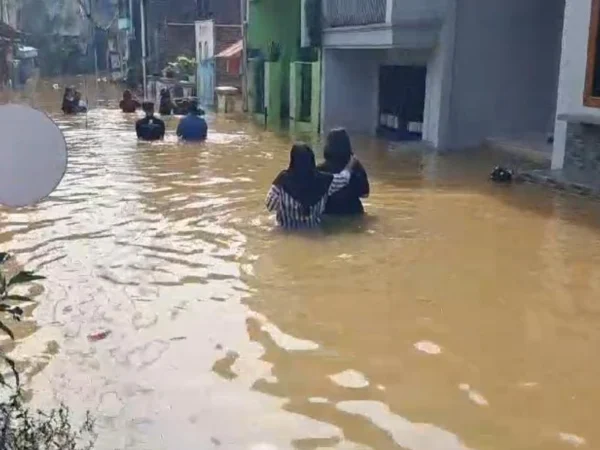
[248,0,301,120]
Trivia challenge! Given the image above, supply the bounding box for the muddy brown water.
[1,79,600,449]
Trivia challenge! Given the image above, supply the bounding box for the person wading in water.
[317,128,370,216]
[159,88,173,115]
[266,143,356,229]
[136,102,166,141]
[61,87,76,114]
[120,90,141,113]
[176,100,208,142]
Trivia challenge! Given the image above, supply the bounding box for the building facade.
[247,0,301,125]
[246,0,321,131]
[201,0,242,89]
[551,0,600,174]
[321,0,565,151]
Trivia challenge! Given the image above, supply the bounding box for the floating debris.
[558,432,586,447]
[414,340,442,355]
[87,330,111,342]
[459,383,489,406]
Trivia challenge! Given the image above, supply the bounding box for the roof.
[215,40,242,59]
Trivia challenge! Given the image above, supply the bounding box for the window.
[204,42,209,59]
[585,0,600,107]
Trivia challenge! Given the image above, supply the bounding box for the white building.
[552,0,600,172]
[321,0,566,154]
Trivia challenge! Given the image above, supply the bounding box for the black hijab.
[322,128,353,172]
[273,144,333,215]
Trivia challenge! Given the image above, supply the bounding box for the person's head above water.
[123,89,132,100]
[188,100,205,116]
[63,87,74,100]
[142,101,155,116]
[272,143,334,216]
[324,128,353,170]
[288,143,317,176]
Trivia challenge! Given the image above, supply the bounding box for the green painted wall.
[289,60,321,133]
[310,58,321,132]
[248,0,301,121]
[248,0,301,61]
[265,61,284,127]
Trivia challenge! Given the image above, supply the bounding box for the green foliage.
[0,254,97,449]
[0,255,45,387]
[0,394,96,450]
[162,56,197,80]
[176,56,196,76]
[267,41,281,62]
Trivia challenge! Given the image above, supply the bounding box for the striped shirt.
[265,170,351,228]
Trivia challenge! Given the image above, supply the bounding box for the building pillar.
[422,0,456,148]
[552,120,567,169]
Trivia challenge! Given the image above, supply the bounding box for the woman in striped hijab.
[266,143,356,229]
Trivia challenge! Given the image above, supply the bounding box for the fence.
[323,0,387,27]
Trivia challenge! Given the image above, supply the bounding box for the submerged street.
[2,81,600,449]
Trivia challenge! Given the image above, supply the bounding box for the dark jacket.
[317,160,369,215]
[62,98,76,114]
[136,116,166,141]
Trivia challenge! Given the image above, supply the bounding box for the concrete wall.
[391,0,448,24]
[422,0,456,147]
[248,0,301,119]
[322,47,435,136]
[447,0,565,149]
[552,0,600,168]
[322,49,380,134]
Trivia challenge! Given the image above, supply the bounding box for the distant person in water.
[61,87,76,114]
[266,143,356,229]
[176,100,207,142]
[74,91,87,113]
[159,88,173,115]
[136,101,165,141]
[120,89,140,113]
[317,128,370,215]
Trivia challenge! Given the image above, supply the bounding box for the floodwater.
[1,79,600,450]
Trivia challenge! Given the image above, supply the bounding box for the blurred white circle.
[0,104,67,208]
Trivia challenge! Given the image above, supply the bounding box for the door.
[378,65,426,140]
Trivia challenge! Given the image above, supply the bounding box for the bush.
[0,396,95,450]
[0,253,96,449]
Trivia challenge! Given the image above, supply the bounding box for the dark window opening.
[377,65,426,141]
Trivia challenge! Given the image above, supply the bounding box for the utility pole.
[140,0,148,99]
[241,0,248,112]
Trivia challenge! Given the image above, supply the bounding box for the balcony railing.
[323,0,387,28]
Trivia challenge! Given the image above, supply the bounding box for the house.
[145,0,198,72]
[247,0,301,126]
[246,0,320,131]
[199,0,242,89]
[551,0,600,175]
[320,0,565,151]
[194,0,242,107]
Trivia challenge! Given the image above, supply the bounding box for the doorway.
[377,65,426,141]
